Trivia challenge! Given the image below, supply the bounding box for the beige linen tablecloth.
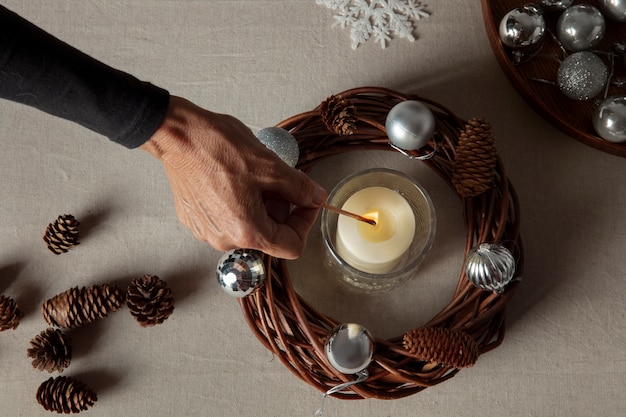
[0,1,624,416]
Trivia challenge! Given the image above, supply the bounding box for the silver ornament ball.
[216,249,266,297]
[599,0,626,22]
[385,100,435,151]
[325,323,374,374]
[464,243,516,293]
[557,51,608,100]
[536,0,574,11]
[499,5,546,48]
[255,127,300,168]
[556,4,605,51]
[593,96,626,143]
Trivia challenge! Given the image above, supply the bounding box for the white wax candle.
[336,186,415,274]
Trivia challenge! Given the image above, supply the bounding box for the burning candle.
[336,186,416,274]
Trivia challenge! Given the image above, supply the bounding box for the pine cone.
[0,294,22,331]
[127,275,174,327]
[36,376,97,414]
[402,326,478,368]
[319,95,357,135]
[42,284,125,329]
[27,328,72,373]
[43,214,80,254]
[451,117,498,198]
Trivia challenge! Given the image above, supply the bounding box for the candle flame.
[362,211,378,226]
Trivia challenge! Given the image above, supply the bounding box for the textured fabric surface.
[0,1,624,416]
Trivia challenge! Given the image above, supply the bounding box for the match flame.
[362,211,379,226]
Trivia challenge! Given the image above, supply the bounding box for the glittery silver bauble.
[464,243,516,293]
[556,4,606,51]
[599,0,626,22]
[536,0,574,11]
[255,127,300,168]
[593,96,626,143]
[325,323,374,374]
[557,51,608,100]
[216,249,266,297]
[499,5,546,48]
[385,101,435,151]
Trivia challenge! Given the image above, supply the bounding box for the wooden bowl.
[481,0,626,157]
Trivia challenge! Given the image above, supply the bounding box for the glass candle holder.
[321,168,436,293]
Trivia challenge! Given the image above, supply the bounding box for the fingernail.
[312,182,328,205]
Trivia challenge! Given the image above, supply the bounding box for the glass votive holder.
[321,168,436,294]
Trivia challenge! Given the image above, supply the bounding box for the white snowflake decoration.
[316,0,431,49]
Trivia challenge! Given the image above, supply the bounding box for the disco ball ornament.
[325,323,374,374]
[536,0,574,11]
[499,5,546,48]
[557,51,608,100]
[255,127,300,168]
[385,100,435,151]
[216,249,266,297]
[593,96,626,143]
[556,4,606,51]
[599,0,626,22]
[464,243,516,293]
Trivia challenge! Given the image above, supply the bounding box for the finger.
[260,206,321,259]
[263,168,328,208]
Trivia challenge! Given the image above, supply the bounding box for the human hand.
[140,96,327,259]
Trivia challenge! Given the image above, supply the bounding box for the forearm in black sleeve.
[0,5,170,148]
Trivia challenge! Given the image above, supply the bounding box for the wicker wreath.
[238,86,523,400]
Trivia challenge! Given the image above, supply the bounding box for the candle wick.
[320,203,376,226]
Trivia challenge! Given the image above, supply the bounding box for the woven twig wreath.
[239,86,523,400]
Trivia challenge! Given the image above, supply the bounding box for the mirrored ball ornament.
[216,249,266,297]
[593,96,626,143]
[556,4,606,51]
[536,0,574,11]
[599,0,626,22]
[464,243,516,293]
[325,323,374,374]
[557,51,608,100]
[255,127,300,168]
[499,5,546,48]
[385,100,435,151]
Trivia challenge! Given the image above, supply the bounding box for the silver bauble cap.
[464,243,516,293]
[216,249,266,297]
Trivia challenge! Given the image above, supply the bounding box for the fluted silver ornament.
[599,0,626,22]
[385,100,435,151]
[325,323,374,374]
[557,51,608,100]
[556,4,605,51]
[255,127,300,168]
[464,243,516,293]
[593,96,626,143]
[216,249,266,297]
[536,0,574,11]
[499,5,546,48]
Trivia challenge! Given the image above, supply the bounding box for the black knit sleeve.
[0,6,170,148]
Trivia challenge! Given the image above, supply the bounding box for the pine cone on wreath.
[0,294,22,331]
[42,284,125,329]
[27,328,72,373]
[126,274,174,327]
[36,376,97,414]
[402,326,478,368]
[43,214,80,254]
[451,117,498,199]
[319,94,357,135]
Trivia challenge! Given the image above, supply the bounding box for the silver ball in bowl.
[593,96,626,143]
[499,5,546,49]
[216,249,266,297]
